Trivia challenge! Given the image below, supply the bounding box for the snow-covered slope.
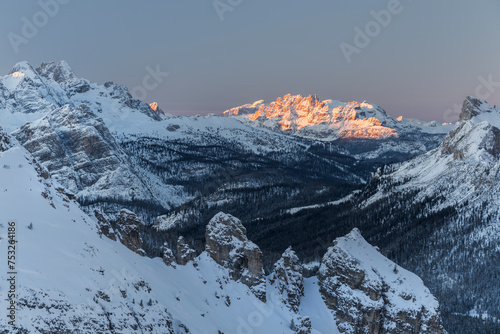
[224,94,452,161]
[318,229,444,334]
[0,134,445,332]
[0,134,299,333]
[354,95,500,331]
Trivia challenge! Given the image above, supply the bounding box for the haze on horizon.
[0,0,499,122]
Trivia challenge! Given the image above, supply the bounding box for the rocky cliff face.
[176,236,197,265]
[442,96,500,160]
[94,209,116,241]
[0,126,11,152]
[269,247,304,312]
[224,94,398,139]
[318,228,444,334]
[13,104,125,191]
[458,95,492,121]
[224,94,451,139]
[10,102,171,220]
[113,209,146,256]
[162,242,176,266]
[205,212,266,301]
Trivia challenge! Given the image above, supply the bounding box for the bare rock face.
[269,247,304,312]
[94,210,116,241]
[176,236,197,265]
[317,228,445,334]
[0,126,12,152]
[205,212,266,302]
[442,97,500,160]
[162,242,176,267]
[113,209,145,256]
[291,316,312,334]
[459,95,490,121]
[12,104,126,193]
[149,102,168,118]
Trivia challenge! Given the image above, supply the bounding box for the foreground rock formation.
[318,228,445,334]
[205,212,266,301]
[113,209,146,256]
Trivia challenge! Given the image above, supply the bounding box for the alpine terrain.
[0,60,495,333]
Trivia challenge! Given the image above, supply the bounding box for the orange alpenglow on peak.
[149,102,159,111]
[10,72,25,78]
[223,94,399,139]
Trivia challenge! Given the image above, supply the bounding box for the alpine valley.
[0,61,497,333]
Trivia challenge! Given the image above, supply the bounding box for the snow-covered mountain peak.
[457,95,500,128]
[318,228,444,333]
[206,212,248,245]
[0,60,164,133]
[2,61,46,92]
[435,96,500,164]
[365,96,500,210]
[340,227,364,243]
[37,60,76,84]
[223,94,453,143]
[8,61,39,78]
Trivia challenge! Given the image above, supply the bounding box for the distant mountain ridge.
[223,94,452,140]
[223,94,453,162]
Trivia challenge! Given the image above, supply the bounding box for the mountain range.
[0,60,498,333]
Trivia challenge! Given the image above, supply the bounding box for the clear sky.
[1,0,499,121]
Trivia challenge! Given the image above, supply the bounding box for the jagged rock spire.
[205,212,266,301]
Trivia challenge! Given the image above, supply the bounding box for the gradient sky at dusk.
[1,0,499,121]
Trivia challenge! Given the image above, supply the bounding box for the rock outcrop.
[113,209,145,256]
[318,228,445,334]
[442,96,500,160]
[269,247,304,312]
[176,236,197,265]
[162,242,176,266]
[459,95,491,121]
[291,317,312,334]
[94,210,116,241]
[205,212,266,301]
[0,126,12,152]
[13,104,127,191]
